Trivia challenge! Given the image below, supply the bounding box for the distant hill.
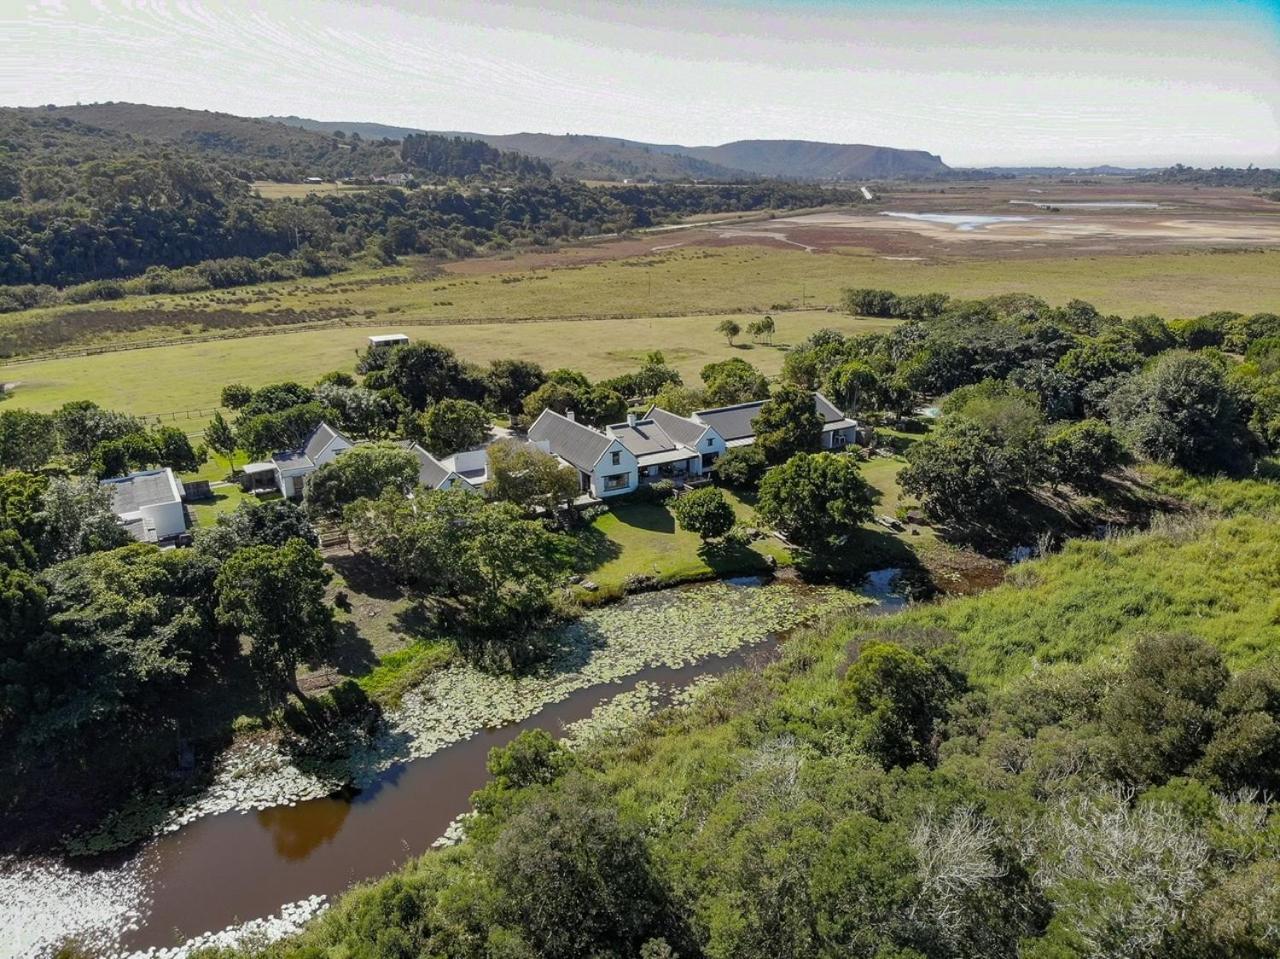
[679,139,947,179]
[264,115,430,142]
[267,115,950,181]
[436,132,752,181]
[20,104,549,180]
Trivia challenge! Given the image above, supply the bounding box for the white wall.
[139,500,187,541]
[590,442,638,498]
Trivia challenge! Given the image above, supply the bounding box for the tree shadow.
[696,539,773,576]
[316,620,378,677]
[612,503,675,534]
[390,600,439,641]
[793,526,927,587]
[327,551,404,601]
[567,522,623,574]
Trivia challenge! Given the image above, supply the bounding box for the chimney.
[627,412,638,427]
[565,410,575,422]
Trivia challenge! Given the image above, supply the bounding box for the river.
[2,574,905,958]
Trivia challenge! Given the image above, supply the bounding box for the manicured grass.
[3,311,893,415]
[576,492,791,593]
[185,484,268,526]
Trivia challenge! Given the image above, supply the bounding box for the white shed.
[367,334,410,348]
[101,468,189,543]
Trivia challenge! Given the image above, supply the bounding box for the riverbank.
[4,576,884,958]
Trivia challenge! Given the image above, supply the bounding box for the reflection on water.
[256,798,352,861]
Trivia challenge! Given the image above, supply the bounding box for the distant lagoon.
[879,211,1032,231]
[1009,200,1160,209]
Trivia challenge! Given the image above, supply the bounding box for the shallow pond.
[3,573,904,958]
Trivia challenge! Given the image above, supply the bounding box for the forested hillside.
[0,106,857,295]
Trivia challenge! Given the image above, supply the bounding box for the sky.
[2,0,1278,167]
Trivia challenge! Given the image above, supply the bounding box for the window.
[706,438,715,447]
[611,451,621,466]
[603,473,629,491]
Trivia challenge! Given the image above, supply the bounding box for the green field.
[2,244,1278,364]
[3,311,895,417]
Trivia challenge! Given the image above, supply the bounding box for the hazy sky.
[4,0,1278,166]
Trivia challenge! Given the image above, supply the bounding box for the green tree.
[652,384,707,417]
[754,385,823,465]
[671,486,736,542]
[701,357,769,406]
[152,426,202,474]
[713,445,768,490]
[236,401,328,458]
[488,783,667,959]
[204,411,238,471]
[419,398,490,457]
[487,439,580,513]
[38,476,131,564]
[900,419,1015,527]
[756,452,876,550]
[486,359,546,417]
[364,340,483,410]
[215,539,333,700]
[841,641,957,768]
[1046,419,1124,491]
[716,318,741,345]
[220,383,253,409]
[195,499,317,557]
[1106,351,1252,474]
[0,410,57,472]
[89,432,158,479]
[1103,634,1229,784]
[303,443,419,519]
[825,360,880,415]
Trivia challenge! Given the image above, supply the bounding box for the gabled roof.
[693,392,849,442]
[607,419,679,457]
[642,406,711,448]
[396,440,454,490]
[304,422,346,461]
[272,421,352,473]
[528,410,615,472]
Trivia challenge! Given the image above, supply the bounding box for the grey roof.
[272,422,350,473]
[304,422,344,461]
[693,393,847,442]
[643,407,709,447]
[528,410,614,472]
[607,420,679,457]
[272,449,314,472]
[397,440,453,489]
[100,469,180,514]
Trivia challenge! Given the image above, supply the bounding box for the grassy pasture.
[1,245,1277,363]
[250,181,372,199]
[3,311,895,416]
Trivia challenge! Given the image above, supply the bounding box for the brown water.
[120,643,781,951]
[13,573,905,955]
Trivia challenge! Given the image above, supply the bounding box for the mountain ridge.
[264,115,950,181]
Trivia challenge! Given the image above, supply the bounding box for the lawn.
[575,491,791,594]
[3,311,894,416]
